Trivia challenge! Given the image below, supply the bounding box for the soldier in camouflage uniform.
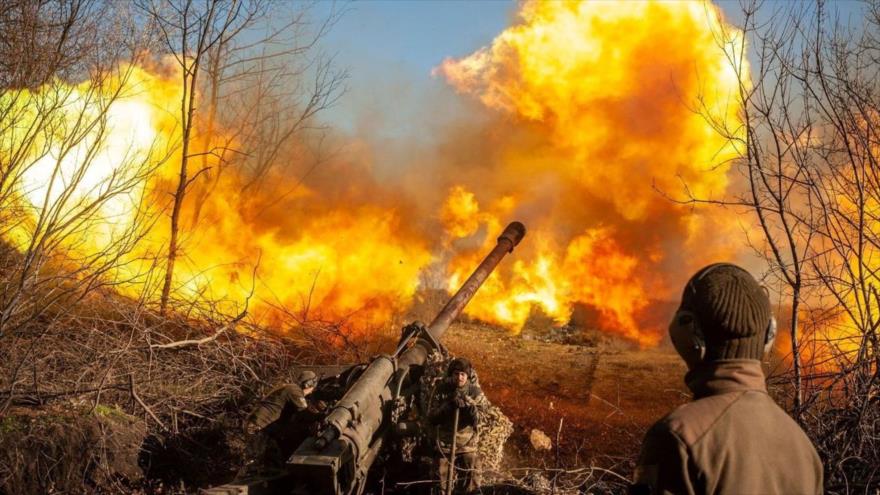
[428,357,483,494]
[243,370,322,469]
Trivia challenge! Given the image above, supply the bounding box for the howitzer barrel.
[397,222,525,371]
[288,222,526,495]
[426,221,526,340]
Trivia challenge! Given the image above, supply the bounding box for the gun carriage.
[208,222,526,495]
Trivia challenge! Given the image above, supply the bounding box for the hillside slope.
[442,322,687,474]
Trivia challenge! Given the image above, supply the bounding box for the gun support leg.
[445,408,459,495]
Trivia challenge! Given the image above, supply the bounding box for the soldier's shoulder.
[750,394,819,448]
[271,383,305,399]
[640,416,687,463]
[466,383,483,397]
[654,392,744,445]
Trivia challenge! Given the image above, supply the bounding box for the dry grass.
[0,268,357,493]
[3,272,874,494]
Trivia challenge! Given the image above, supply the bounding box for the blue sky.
[316,1,516,77]
[306,1,517,137]
[306,1,867,136]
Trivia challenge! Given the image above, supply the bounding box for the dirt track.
[443,322,688,472]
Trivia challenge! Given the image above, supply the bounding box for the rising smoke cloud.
[3,1,749,345]
[426,0,748,344]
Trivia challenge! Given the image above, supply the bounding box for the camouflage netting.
[418,351,513,471]
[476,398,514,471]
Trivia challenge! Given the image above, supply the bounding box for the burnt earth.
[442,322,688,475]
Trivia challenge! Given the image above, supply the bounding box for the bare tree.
[690,1,880,490]
[0,1,164,407]
[0,0,104,90]
[135,0,244,314]
[0,0,154,336]
[682,1,823,414]
[137,0,345,314]
[190,3,345,223]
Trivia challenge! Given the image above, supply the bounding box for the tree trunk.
[790,287,802,419]
[189,51,221,229]
[160,59,201,315]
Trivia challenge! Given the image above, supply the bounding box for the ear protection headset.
[669,263,777,366]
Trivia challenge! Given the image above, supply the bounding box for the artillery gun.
[207,222,526,495]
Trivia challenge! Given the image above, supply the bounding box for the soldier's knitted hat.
[448,357,472,376]
[681,263,772,361]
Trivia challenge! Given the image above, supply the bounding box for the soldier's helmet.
[297,370,318,389]
[447,357,472,377]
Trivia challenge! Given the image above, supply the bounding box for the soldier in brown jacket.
[632,263,823,495]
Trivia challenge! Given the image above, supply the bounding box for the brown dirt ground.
[442,322,688,474]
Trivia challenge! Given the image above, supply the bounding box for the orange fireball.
[2,60,433,334]
[436,1,747,344]
[2,1,754,346]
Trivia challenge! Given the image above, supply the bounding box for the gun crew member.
[428,357,484,494]
[243,370,323,469]
[632,263,823,495]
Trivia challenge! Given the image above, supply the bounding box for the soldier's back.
[661,389,823,494]
[246,383,308,432]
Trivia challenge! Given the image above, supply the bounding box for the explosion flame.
[3,61,432,332]
[2,1,748,344]
[435,1,746,344]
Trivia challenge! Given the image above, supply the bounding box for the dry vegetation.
[0,240,299,492]
[443,321,685,491]
[1,0,880,494]
[0,1,348,491]
[684,2,880,490]
[0,236,399,493]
